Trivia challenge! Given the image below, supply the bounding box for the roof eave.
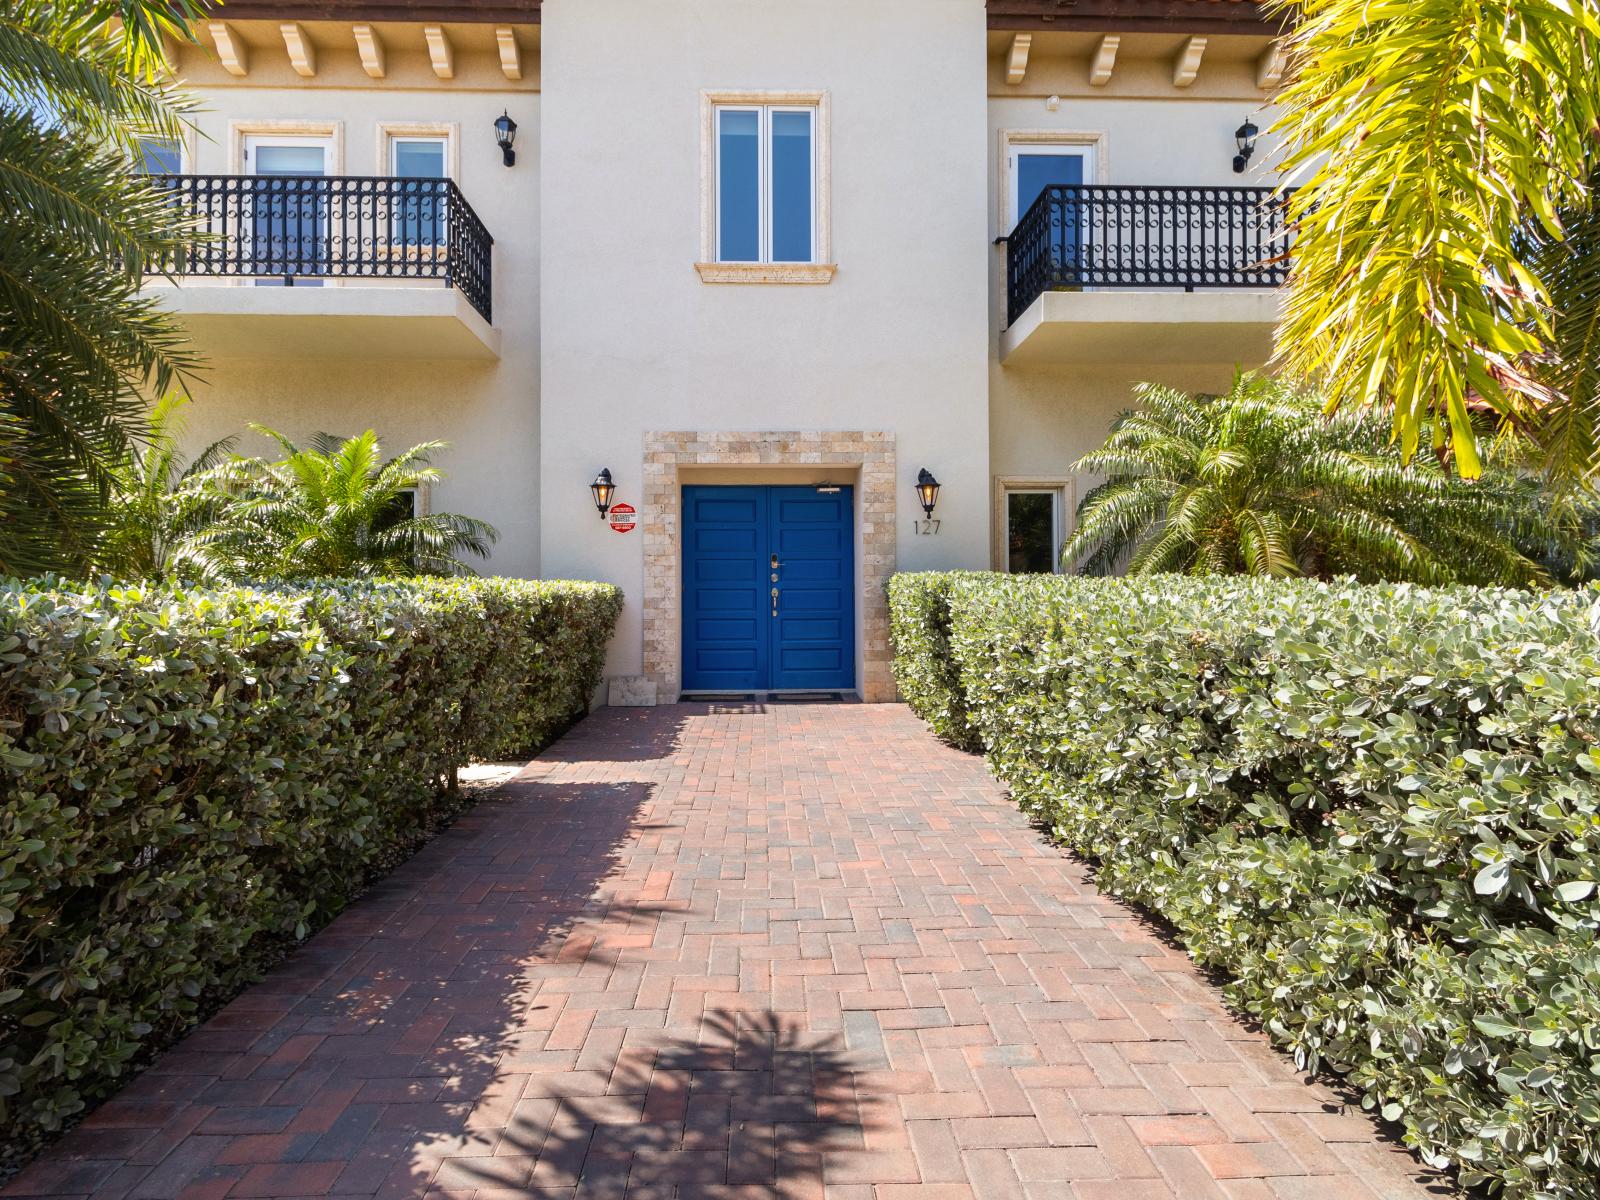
[986,0,1281,35]
[200,0,541,23]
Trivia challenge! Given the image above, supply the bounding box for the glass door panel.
[1010,147,1091,286]
[392,138,446,249]
[246,137,328,284]
[1006,491,1060,574]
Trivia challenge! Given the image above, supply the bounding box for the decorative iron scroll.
[1005,184,1293,327]
[150,174,495,323]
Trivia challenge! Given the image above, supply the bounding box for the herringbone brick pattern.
[5,703,1452,1199]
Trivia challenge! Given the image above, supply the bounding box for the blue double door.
[682,485,855,692]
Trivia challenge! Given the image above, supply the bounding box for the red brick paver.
[5,704,1452,1199]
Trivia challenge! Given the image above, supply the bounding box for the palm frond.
[1064,372,1573,588]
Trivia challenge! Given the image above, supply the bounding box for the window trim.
[242,132,335,175]
[228,119,343,175]
[697,89,834,284]
[394,483,431,517]
[992,476,1075,574]
[377,126,457,255]
[376,122,459,180]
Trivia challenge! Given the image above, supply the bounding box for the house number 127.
[913,519,941,535]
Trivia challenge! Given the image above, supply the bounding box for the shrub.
[887,572,986,752]
[894,571,1600,1198]
[0,576,621,1153]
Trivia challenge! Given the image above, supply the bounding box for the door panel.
[1011,148,1089,285]
[246,137,329,282]
[682,487,769,691]
[768,486,854,691]
[681,485,854,692]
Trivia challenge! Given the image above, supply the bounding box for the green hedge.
[887,572,988,752]
[890,572,1600,1199]
[0,576,621,1152]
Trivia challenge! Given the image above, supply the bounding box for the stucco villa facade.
[152,0,1290,703]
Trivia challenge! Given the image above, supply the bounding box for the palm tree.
[1270,0,1600,479]
[1061,375,1571,586]
[0,0,204,575]
[1522,189,1600,491]
[94,394,234,580]
[201,428,498,580]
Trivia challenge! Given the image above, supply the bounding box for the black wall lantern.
[915,468,942,518]
[590,468,616,518]
[494,111,518,167]
[1232,117,1259,174]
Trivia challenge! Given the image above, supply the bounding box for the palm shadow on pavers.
[440,1007,879,1199]
[0,776,655,1200]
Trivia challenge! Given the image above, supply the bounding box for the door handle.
[771,555,781,570]
[771,586,779,616]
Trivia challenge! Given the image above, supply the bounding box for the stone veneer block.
[608,675,659,707]
[641,430,898,703]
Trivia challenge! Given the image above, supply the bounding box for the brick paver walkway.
[6,704,1451,1200]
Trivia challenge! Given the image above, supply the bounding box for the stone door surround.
[642,431,897,702]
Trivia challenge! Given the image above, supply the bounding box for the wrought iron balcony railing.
[150,174,495,323]
[1004,184,1293,326]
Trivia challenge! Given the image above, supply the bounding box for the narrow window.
[769,109,814,263]
[391,137,447,248]
[376,487,421,571]
[715,104,817,264]
[716,108,761,262]
[1005,490,1062,574]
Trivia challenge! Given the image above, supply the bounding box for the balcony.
[146,175,499,361]
[1000,184,1292,367]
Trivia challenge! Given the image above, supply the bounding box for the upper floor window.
[715,104,816,264]
[392,136,446,180]
[391,135,448,247]
[134,136,181,174]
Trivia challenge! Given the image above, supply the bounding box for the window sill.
[694,262,837,285]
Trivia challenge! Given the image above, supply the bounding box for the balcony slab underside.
[150,284,501,361]
[1001,289,1282,367]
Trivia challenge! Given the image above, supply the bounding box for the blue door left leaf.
[682,485,855,693]
[682,487,768,691]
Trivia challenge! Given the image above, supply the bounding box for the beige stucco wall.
[539,0,992,697]
[151,14,1298,687]
[159,41,543,577]
[987,64,1286,545]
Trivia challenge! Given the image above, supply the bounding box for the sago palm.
[1061,375,1566,586]
[201,428,498,580]
[0,0,204,575]
[94,394,234,580]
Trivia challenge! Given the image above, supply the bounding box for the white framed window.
[998,130,1105,238]
[1007,143,1095,228]
[233,122,342,175]
[698,91,833,283]
[715,104,816,264]
[993,478,1074,574]
[390,135,447,179]
[378,123,457,180]
[390,135,448,248]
